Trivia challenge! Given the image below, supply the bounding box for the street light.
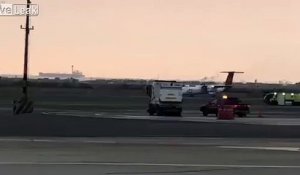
[13,0,34,115]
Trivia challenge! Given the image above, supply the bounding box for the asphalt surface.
[41,108,300,126]
[1,106,300,137]
[0,137,300,175]
[0,100,300,174]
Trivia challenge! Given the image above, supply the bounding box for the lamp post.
[13,0,35,115]
[20,0,34,97]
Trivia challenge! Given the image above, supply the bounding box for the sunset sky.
[1,0,300,82]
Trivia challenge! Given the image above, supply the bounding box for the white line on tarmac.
[0,138,118,144]
[219,146,300,152]
[0,162,299,168]
[0,138,240,146]
[0,138,225,146]
[1,138,300,150]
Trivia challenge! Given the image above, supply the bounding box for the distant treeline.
[0,78,92,89]
[0,78,147,90]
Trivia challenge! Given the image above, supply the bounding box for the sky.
[1,0,300,83]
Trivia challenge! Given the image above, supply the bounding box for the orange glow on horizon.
[1,0,300,83]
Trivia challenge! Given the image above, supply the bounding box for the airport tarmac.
[41,108,300,126]
[0,91,300,174]
[0,137,299,175]
[0,108,299,137]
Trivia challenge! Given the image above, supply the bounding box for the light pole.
[13,0,34,115]
[20,0,34,97]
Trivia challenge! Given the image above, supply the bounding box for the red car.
[200,97,250,117]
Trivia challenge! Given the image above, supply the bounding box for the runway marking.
[1,138,300,148]
[0,138,243,146]
[0,138,230,146]
[219,146,300,152]
[0,162,299,168]
[0,138,118,144]
[42,111,300,126]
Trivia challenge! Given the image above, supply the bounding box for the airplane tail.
[221,71,244,86]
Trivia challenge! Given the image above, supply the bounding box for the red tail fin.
[221,71,244,86]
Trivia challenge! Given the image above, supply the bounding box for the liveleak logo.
[0,2,39,16]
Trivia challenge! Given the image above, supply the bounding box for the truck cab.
[146,81,183,116]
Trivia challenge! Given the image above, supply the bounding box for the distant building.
[39,70,85,79]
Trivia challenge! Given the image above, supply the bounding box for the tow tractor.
[146,80,183,116]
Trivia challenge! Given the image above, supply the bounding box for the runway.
[0,137,299,175]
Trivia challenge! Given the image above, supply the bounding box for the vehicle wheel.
[238,114,245,118]
[148,104,155,116]
[176,112,182,117]
[176,108,183,117]
[147,108,155,116]
[156,108,163,116]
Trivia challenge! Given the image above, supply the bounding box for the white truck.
[146,80,183,116]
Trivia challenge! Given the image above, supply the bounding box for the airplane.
[182,71,244,96]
